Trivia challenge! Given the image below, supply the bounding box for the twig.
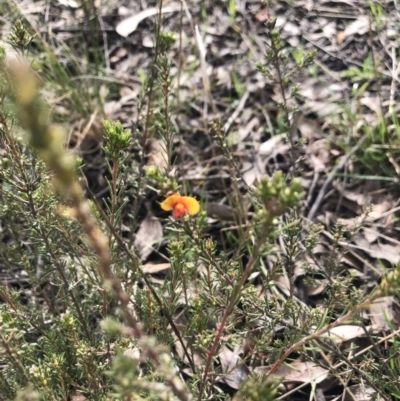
[0,331,30,382]
[224,90,250,134]
[389,46,400,115]
[304,171,320,211]
[266,288,382,377]
[9,59,193,401]
[197,225,269,401]
[129,0,165,234]
[194,25,217,115]
[98,14,110,72]
[307,135,366,221]
[303,34,400,83]
[85,185,196,373]
[277,327,400,400]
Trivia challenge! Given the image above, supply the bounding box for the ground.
[1,0,400,400]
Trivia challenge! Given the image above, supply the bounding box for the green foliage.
[7,20,35,54]
[233,376,279,401]
[343,53,382,81]
[256,171,303,215]
[103,120,132,159]
[158,32,177,53]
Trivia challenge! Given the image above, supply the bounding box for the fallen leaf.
[123,347,141,360]
[343,16,370,38]
[57,0,79,7]
[142,263,170,274]
[259,133,286,155]
[110,47,128,64]
[360,95,382,115]
[337,31,345,45]
[369,296,400,330]
[242,160,263,186]
[134,212,163,261]
[368,201,393,221]
[363,242,400,265]
[255,9,271,22]
[232,117,259,144]
[332,384,383,401]
[116,4,180,37]
[206,202,241,221]
[219,346,250,390]
[321,325,372,343]
[363,227,379,244]
[69,392,88,401]
[306,139,330,173]
[147,139,168,172]
[255,360,328,384]
[299,277,328,297]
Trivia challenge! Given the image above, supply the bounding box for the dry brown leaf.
[369,296,400,330]
[299,277,328,297]
[242,161,263,186]
[337,31,345,45]
[368,201,394,221]
[232,117,259,145]
[321,325,371,343]
[331,199,394,230]
[300,79,345,102]
[259,133,286,156]
[142,262,170,274]
[58,0,79,7]
[364,243,400,265]
[147,139,168,172]
[219,346,250,390]
[388,154,400,175]
[297,118,321,141]
[302,100,342,118]
[360,95,382,115]
[343,16,370,38]
[255,360,328,384]
[134,213,163,261]
[206,202,240,221]
[306,139,330,173]
[274,274,291,297]
[363,227,379,244]
[123,347,140,360]
[69,392,88,401]
[255,9,272,22]
[332,384,383,401]
[116,4,180,37]
[173,331,204,367]
[110,47,128,64]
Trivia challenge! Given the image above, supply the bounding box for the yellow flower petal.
[181,196,200,215]
[160,194,181,211]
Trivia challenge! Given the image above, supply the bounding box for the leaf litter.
[6,0,400,399]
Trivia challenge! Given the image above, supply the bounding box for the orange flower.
[160,194,200,219]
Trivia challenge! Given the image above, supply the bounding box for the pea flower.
[160,194,200,219]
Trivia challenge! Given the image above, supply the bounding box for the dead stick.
[307,135,366,221]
